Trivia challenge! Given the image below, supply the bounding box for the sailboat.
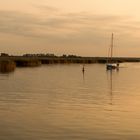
[106,33,119,70]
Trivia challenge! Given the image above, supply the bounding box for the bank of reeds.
[15,59,41,67]
[0,60,16,73]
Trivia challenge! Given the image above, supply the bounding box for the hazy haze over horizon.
[1,0,140,57]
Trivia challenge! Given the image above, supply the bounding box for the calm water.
[0,63,140,140]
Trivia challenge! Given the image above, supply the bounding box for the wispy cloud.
[0,6,139,41]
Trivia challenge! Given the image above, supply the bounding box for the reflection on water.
[107,70,113,105]
[82,65,85,82]
[0,63,140,140]
[107,69,120,106]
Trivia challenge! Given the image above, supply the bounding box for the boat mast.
[110,33,114,62]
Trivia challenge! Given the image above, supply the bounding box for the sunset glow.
[1,0,140,56]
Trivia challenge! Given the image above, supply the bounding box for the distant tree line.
[60,54,81,58]
[0,52,82,58]
[23,53,81,58]
[23,53,56,57]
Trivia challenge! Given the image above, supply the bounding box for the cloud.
[0,11,39,37]
[35,5,59,14]
[1,6,140,56]
[0,7,139,42]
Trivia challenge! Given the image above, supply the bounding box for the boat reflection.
[107,70,114,105]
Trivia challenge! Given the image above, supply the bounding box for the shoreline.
[0,56,140,73]
[1,56,140,64]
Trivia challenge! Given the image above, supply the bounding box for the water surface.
[0,63,140,140]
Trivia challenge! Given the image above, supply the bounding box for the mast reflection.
[107,70,113,105]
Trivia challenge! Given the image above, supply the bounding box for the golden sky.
[0,0,140,56]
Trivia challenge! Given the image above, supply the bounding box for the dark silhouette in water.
[82,65,85,82]
[82,65,85,73]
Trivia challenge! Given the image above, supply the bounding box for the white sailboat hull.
[106,63,118,70]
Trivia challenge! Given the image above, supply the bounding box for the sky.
[1,0,140,56]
